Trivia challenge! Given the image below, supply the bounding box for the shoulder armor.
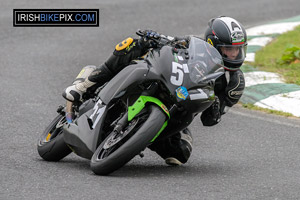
[115,37,134,51]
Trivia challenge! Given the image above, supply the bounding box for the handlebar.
[136,29,172,46]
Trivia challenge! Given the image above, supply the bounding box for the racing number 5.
[170,62,184,86]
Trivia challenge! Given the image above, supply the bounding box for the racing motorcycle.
[37,31,225,175]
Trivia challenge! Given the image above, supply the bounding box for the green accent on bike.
[128,96,170,143]
[150,121,168,142]
[128,96,170,121]
[174,53,178,62]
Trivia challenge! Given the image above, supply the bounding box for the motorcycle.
[37,31,225,175]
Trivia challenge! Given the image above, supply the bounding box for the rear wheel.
[90,105,166,175]
[37,114,72,161]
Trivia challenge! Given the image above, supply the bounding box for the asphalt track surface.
[1,0,300,199]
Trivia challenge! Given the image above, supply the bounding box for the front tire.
[37,114,72,161]
[90,105,166,175]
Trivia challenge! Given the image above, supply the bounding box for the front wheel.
[90,105,166,175]
[37,114,72,161]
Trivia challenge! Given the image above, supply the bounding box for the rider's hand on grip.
[137,29,160,49]
[211,96,221,123]
[200,96,221,126]
[145,30,160,39]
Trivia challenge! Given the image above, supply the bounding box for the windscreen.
[188,37,224,83]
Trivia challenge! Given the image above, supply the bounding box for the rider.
[62,16,247,166]
[200,16,247,126]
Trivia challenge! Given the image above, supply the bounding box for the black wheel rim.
[97,118,139,160]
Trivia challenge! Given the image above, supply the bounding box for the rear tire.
[37,114,72,161]
[90,105,166,175]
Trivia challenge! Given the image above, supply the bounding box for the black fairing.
[99,62,150,104]
[63,99,107,159]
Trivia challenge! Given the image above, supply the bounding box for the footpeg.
[56,105,65,115]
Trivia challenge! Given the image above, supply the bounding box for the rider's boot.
[148,128,193,166]
[165,128,193,166]
[62,64,113,102]
[62,65,97,102]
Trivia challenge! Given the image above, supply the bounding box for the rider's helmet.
[204,16,247,71]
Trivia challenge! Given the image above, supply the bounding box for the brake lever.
[136,29,145,37]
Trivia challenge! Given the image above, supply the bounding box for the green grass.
[242,103,294,117]
[253,25,300,85]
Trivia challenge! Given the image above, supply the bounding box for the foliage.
[277,44,300,64]
[253,25,300,85]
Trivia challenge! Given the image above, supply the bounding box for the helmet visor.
[217,44,247,64]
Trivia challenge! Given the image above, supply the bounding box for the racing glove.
[139,30,160,49]
[211,96,221,122]
[145,30,160,39]
[200,96,221,126]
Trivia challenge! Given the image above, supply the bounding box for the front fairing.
[145,37,225,112]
